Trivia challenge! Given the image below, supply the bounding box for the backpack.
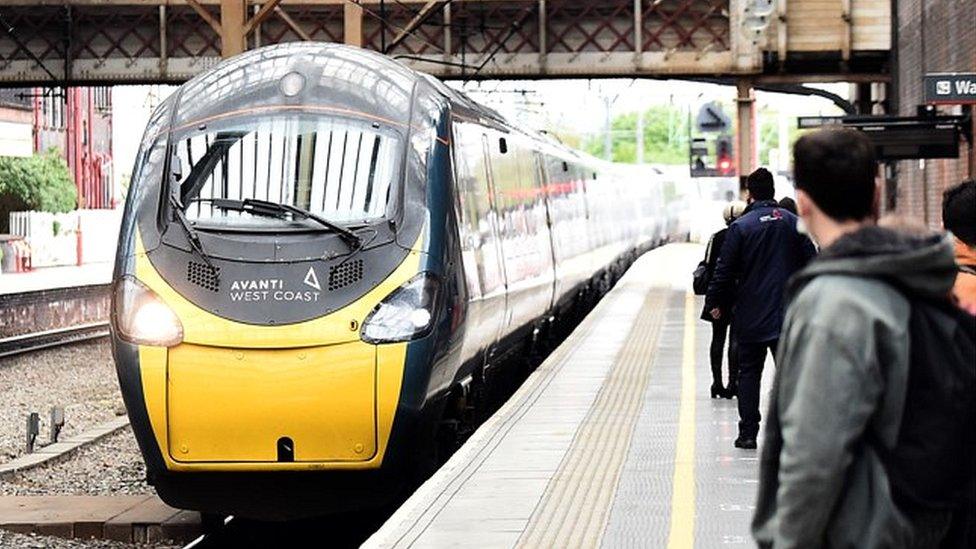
[877,290,976,517]
[692,260,710,295]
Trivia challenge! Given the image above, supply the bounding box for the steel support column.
[159,5,167,76]
[344,1,363,47]
[736,79,756,185]
[538,0,547,72]
[220,0,246,57]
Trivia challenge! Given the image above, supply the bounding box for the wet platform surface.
[365,243,773,548]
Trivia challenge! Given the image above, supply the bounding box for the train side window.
[499,137,508,154]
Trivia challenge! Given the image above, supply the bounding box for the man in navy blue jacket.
[705,168,817,449]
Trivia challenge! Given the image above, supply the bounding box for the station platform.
[366,243,772,548]
[0,262,112,295]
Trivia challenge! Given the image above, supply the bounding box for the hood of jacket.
[790,225,957,301]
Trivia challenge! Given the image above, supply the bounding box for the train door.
[450,122,507,369]
[526,149,556,316]
[536,152,559,313]
[487,135,553,338]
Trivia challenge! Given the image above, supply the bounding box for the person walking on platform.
[942,179,976,314]
[705,168,816,449]
[753,128,975,549]
[696,200,747,398]
[778,196,798,216]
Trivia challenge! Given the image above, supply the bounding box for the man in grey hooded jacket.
[751,128,961,548]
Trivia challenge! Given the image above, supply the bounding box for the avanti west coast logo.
[229,267,321,303]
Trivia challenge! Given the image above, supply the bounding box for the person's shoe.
[734,435,757,449]
[723,381,738,399]
[710,382,725,398]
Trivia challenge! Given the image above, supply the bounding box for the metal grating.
[328,259,364,291]
[186,261,220,292]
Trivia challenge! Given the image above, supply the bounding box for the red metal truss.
[259,6,342,46]
[450,2,539,55]
[166,5,221,58]
[642,0,730,52]
[547,0,634,54]
[363,2,446,56]
[0,8,65,63]
[72,7,160,60]
[0,1,747,84]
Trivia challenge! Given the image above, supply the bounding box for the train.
[110,42,699,520]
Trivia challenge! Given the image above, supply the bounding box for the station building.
[892,0,976,226]
[0,87,114,210]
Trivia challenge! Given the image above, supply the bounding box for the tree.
[583,104,690,165]
[0,149,77,232]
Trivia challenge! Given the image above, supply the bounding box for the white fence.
[8,209,123,268]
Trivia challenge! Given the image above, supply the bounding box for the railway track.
[0,283,111,359]
[0,321,111,359]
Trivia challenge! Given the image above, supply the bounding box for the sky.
[111,79,849,192]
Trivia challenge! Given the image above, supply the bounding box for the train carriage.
[111,42,679,519]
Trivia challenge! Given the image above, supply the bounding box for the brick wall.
[893,0,976,227]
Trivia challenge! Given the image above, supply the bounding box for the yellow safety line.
[667,291,697,549]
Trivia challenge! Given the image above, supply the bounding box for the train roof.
[153,42,623,171]
[166,42,420,132]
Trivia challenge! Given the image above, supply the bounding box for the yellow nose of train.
[118,232,423,469]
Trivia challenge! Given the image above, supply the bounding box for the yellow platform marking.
[667,291,697,549]
[518,289,668,548]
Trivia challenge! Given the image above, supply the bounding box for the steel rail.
[0,322,110,359]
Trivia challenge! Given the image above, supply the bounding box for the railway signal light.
[716,136,734,175]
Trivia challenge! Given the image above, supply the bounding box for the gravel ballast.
[0,339,124,463]
[0,530,178,549]
[0,427,150,496]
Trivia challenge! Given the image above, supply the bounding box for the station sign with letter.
[923,72,976,105]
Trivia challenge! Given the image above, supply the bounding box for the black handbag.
[692,261,710,295]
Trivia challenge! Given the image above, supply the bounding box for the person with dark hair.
[943,179,976,314]
[705,167,816,449]
[753,128,974,548]
[699,200,747,398]
[778,196,797,216]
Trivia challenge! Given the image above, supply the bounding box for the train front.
[110,44,455,519]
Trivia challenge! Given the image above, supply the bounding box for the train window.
[499,137,508,154]
[172,114,401,228]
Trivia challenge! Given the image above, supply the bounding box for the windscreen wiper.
[209,198,363,248]
[169,195,219,278]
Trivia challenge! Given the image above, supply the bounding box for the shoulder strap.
[959,264,976,276]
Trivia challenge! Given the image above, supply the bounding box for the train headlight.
[113,276,184,347]
[361,272,439,344]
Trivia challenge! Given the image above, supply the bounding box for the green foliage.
[584,101,808,168]
[0,149,77,217]
[758,109,802,166]
[583,105,691,165]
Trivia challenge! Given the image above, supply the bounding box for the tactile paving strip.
[368,279,625,549]
[601,292,688,548]
[517,290,669,548]
[601,293,768,548]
